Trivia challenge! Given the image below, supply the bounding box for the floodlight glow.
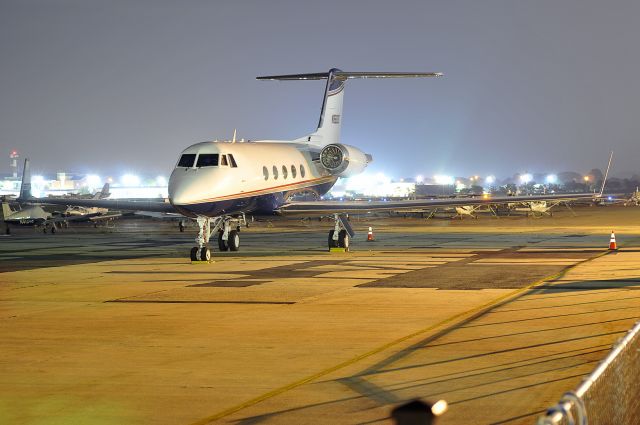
[583,175,590,182]
[375,172,391,185]
[546,174,557,184]
[85,174,102,188]
[121,174,141,186]
[32,175,45,184]
[520,173,533,184]
[434,175,454,185]
[156,176,167,186]
[485,175,496,184]
[416,175,424,184]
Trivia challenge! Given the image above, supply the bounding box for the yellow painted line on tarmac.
[189,249,612,425]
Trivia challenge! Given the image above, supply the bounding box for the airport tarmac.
[1,206,640,424]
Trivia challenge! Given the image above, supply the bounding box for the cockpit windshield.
[177,154,196,168]
[196,154,219,167]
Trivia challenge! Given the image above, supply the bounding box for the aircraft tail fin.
[94,182,110,199]
[1,200,13,219]
[599,151,613,197]
[257,69,442,146]
[19,158,32,200]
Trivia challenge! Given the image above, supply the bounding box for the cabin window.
[196,153,219,167]
[263,166,268,180]
[282,165,288,179]
[177,154,196,167]
[228,154,238,168]
[300,164,306,178]
[291,165,297,178]
[220,155,229,166]
[272,165,278,179]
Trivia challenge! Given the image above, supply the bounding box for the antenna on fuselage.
[599,150,613,197]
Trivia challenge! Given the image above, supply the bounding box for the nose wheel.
[190,216,212,261]
[190,246,211,261]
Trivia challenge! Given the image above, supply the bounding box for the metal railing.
[537,320,640,425]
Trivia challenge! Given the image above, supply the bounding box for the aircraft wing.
[88,213,123,221]
[277,193,597,215]
[27,197,178,214]
[133,211,184,219]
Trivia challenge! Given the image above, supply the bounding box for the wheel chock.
[329,247,348,253]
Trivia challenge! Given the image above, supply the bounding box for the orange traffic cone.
[609,231,617,250]
[367,226,375,241]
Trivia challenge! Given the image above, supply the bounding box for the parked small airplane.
[507,200,567,217]
[3,165,120,234]
[2,200,54,233]
[47,182,111,201]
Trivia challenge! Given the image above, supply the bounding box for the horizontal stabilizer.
[257,71,443,81]
[258,68,442,147]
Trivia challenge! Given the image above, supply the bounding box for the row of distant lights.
[412,173,587,186]
[521,174,589,184]
[415,174,496,185]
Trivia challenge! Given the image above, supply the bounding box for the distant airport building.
[0,171,168,199]
[415,184,456,197]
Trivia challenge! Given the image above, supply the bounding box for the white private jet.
[21,68,601,260]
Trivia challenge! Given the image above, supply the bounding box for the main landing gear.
[189,214,247,261]
[42,222,59,234]
[327,213,355,250]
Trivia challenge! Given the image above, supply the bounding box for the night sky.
[2,0,639,178]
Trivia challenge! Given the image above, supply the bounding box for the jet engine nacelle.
[319,144,372,177]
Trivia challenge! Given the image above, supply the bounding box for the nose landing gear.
[190,214,246,260]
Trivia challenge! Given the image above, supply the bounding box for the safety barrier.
[537,320,640,424]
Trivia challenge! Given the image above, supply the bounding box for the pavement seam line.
[188,249,611,425]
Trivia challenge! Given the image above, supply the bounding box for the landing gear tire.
[190,247,199,261]
[218,231,229,251]
[328,230,339,249]
[228,230,240,251]
[338,230,349,249]
[200,247,211,261]
[43,227,47,234]
[50,226,56,234]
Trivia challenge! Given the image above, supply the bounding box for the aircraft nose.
[168,173,192,205]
